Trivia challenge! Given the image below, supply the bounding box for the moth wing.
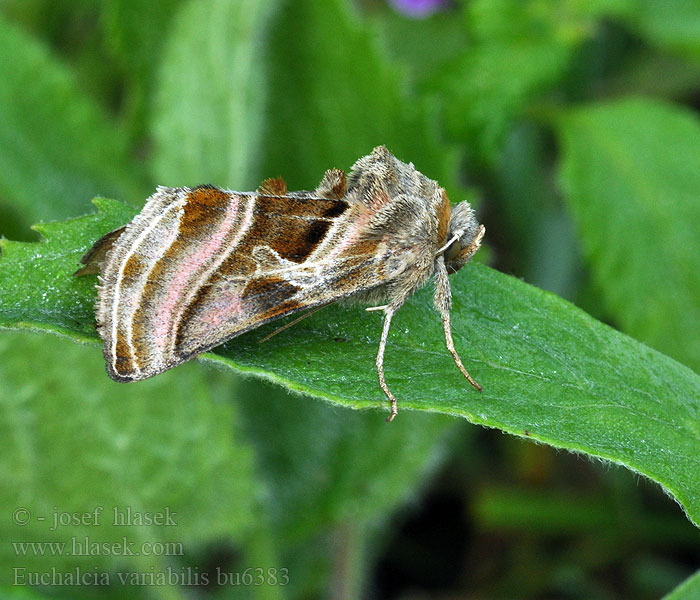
[173,227,386,360]
[74,225,127,276]
[98,185,387,381]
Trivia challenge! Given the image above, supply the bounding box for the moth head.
[442,201,485,274]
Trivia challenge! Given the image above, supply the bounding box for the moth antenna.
[441,310,482,391]
[436,229,464,256]
[376,307,399,422]
[258,303,329,343]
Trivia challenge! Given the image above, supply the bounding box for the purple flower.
[388,0,448,18]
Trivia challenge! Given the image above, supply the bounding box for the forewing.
[74,225,126,275]
[97,185,386,381]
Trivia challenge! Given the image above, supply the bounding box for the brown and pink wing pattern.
[96,182,388,381]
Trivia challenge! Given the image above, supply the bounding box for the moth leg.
[376,306,399,422]
[441,308,482,391]
[434,257,482,391]
[258,303,329,343]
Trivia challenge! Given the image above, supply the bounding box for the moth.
[77,146,485,421]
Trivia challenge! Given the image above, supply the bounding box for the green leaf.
[626,0,700,60]
[0,197,136,340]
[0,16,147,229]
[557,98,700,372]
[150,0,278,189]
[0,198,458,597]
[433,0,632,163]
[0,330,257,585]
[233,379,456,599]
[368,6,470,89]
[101,0,186,87]
[259,0,466,201]
[663,569,700,600]
[100,0,187,138]
[437,39,571,162]
[496,123,582,298]
[234,378,455,538]
[1,199,699,530]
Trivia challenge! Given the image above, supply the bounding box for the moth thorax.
[444,201,484,275]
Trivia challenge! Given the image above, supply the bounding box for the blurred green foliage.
[0,1,699,599]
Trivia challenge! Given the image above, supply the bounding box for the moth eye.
[444,237,463,263]
[443,234,471,274]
